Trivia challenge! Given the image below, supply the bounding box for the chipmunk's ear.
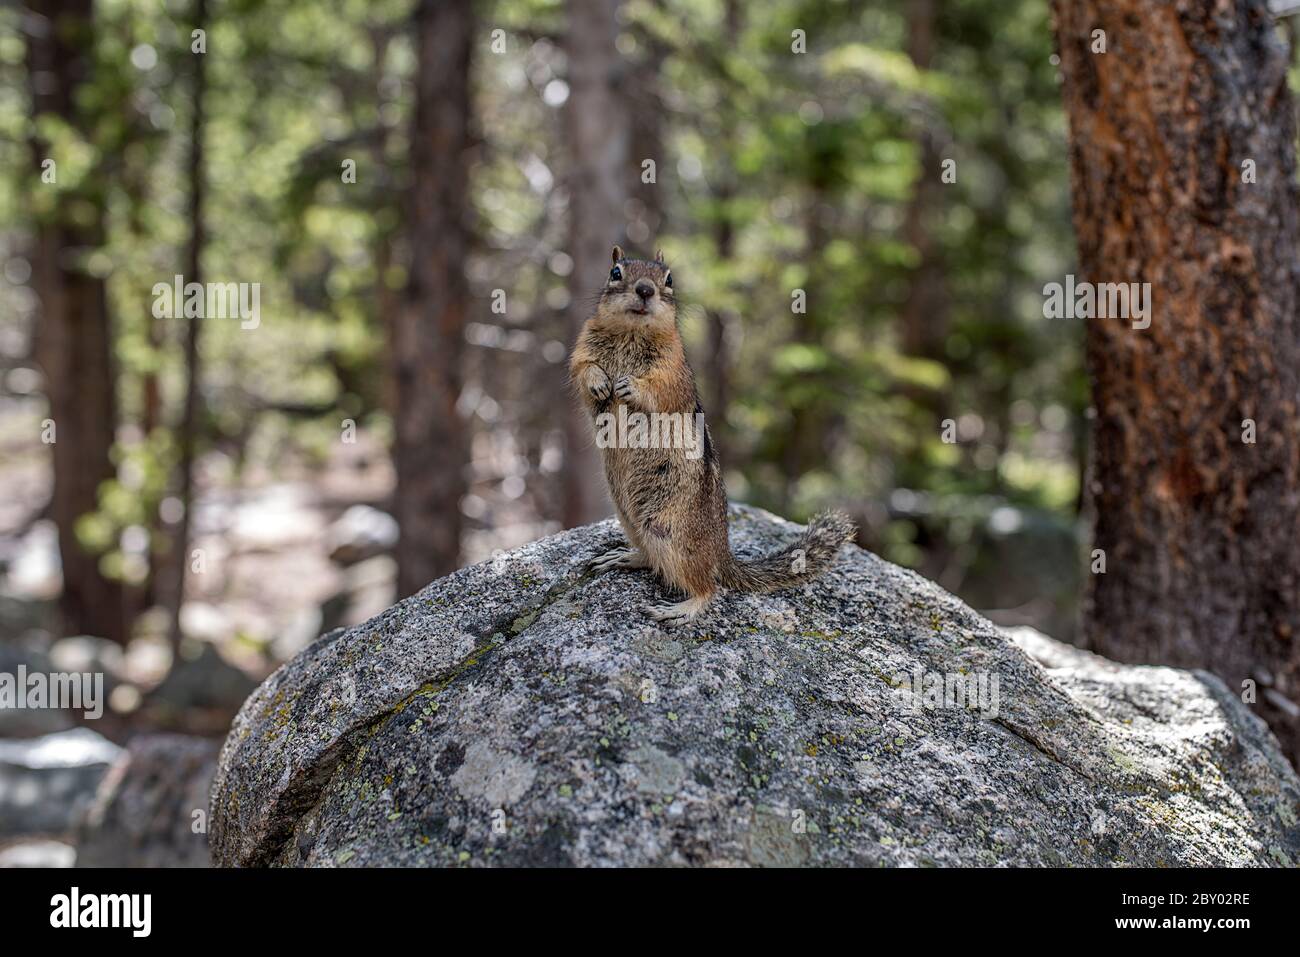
[611,244,624,264]
[654,247,665,263]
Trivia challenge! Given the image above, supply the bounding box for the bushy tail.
[719,510,857,593]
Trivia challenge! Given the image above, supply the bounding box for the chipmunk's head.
[596,244,675,328]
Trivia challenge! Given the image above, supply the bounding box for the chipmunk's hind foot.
[588,547,649,573]
[647,594,712,626]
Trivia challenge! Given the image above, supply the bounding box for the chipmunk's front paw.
[613,375,636,402]
[584,367,612,402]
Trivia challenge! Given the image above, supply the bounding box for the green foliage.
[0,0,1085,586]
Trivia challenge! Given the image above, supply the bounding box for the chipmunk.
[569,244,856,625]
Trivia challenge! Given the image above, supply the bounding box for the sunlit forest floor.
[1,395,577,716]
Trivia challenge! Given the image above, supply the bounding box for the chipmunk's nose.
[634,279,656,301]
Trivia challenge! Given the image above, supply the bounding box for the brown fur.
[570,245,856,624]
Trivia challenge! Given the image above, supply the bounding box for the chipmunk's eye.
[664,271,672,288]
[609,265,622,282]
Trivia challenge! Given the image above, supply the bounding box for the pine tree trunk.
[163,0,209,646]
[1054,0,1300,765]
[25,0,127,644]
[901,0,947,365]
[393,0,474,596]
[628,22,666,242]
[370,27,399,424]
[562,0,630,527]
[704,0,743,468]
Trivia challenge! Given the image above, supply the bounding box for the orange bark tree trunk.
[1054,0,1300,764]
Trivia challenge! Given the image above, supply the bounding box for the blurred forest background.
[1,0,1083,710]
[2,0,1300,864]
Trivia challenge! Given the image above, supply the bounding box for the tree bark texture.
[1054,0,1300,765]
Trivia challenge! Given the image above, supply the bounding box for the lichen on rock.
[209,505,1300,867]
